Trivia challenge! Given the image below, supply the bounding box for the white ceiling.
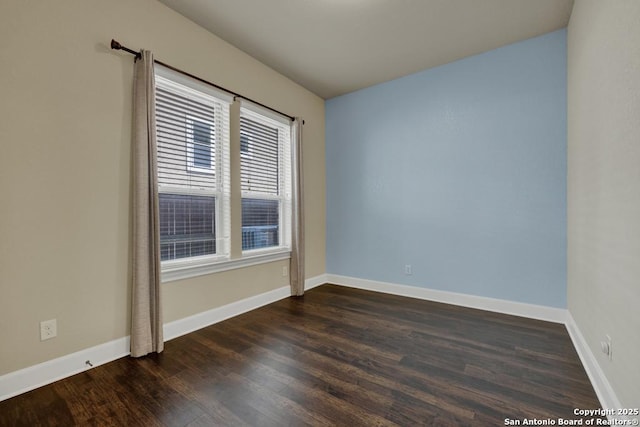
[158,0,574,99]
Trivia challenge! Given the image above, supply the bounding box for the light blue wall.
[326,29,567,308]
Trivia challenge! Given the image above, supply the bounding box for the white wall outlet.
[282,266,288,277]
[404,264,412,275]
[40,319,57,341]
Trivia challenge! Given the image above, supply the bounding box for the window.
[153,66,293,282]
[240,103,292,253]
[154,65,231,264]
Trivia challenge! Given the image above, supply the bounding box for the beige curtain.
[290,118,305,296]
[131,50,164,357]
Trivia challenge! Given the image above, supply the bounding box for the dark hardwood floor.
[0,284,601,426]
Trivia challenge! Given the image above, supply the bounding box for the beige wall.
[567,0,640,407]
[0,0,325,376]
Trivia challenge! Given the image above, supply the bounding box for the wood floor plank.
[0,285,602,426]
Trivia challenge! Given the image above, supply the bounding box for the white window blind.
[154,66,231,262]
[240,103,292,252]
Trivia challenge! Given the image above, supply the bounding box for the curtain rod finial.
[111,39,142,60]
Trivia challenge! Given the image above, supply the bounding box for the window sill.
[161,250,291,283]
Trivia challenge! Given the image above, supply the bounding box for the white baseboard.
[164,274,328,340]
[326,274,567,323]
[305,273,329,291]
[163,284,291,341]
[0,337,130,402]
[565,313,622,417]
[0,276,326,402]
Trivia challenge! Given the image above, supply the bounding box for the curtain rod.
[110,39,300,123]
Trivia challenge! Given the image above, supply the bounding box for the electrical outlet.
[404,264,412,275]
[282,266,288,277]
[40,319,57,341]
